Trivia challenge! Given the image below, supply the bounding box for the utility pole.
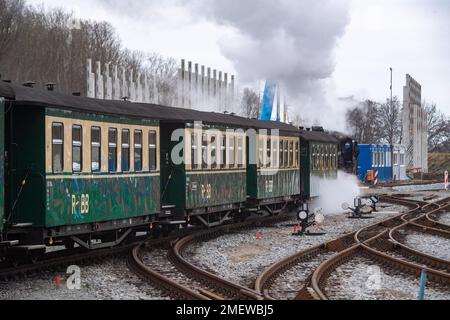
[390,67,393,113]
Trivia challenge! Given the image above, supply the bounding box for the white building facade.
[401,74,428,173]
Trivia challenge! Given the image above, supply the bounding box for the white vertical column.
[95,61,104,99]
[152,73,158,104]
[144,74,150,103]
[86,59,95,98]
[207,67,211,102]
[201,65,205,107]
[194,63,199,109]
[113,65,121,100]
[188,61,192,109]
[129,69,136,101]
[105,63,112,100]
[218,71,222,112]
[231,75,235,113]
[181,59,186,108]
[136,72,143,102]
[121,67,128,99]
[213,69,217,110]
[224,73,228,112]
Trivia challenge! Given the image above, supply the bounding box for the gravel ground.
[141,248,206,293]
[405,231,450,261]
[438,212,450,225]
[393,183,447,192]
[268,251,334,300]
[325,255,450,300]
[0,257,169,300]
[186,203,407,287]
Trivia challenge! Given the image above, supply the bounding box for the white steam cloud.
[312,171,361,215]
[94,0,352,130]
[191,0,351,129]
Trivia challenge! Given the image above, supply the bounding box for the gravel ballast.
[0,257,169,300]
[186,203,407,287]
[325,255,450,300]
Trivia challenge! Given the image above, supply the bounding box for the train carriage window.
[329,145,332,169]
[295,142,299,167]
[284,141,288,167]
[289,141,293,167]
[134,130,143,172]
[259,137,264,168]
[108,129,118,172]
[211,135,217,169]
[91,127,101,173]
[322,145,325,170]
[72,125,82,173]
[279,140,284,168]
[52,123,64,173]
[229,136,235,168]
[266,138,271,168]
[272,139,278,168]
[191,133,198,170]
[313,145,317,170]
[149,131,157,171]
[317,145,321,170]
[237,136,244,169]
[122,129,130,172]
[202,133,208,169]
[220,135,226,169]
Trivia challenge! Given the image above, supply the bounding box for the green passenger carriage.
[300,128,339,200]
[0,81,340,262]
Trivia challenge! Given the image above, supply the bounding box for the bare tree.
[346,100,383,144]
[0,0,25,62]
[0,1,178,103]
[240,88,260,118]
[424,101,450,152]
[379,96,401,145]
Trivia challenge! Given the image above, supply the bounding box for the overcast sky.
[28,0,450,116]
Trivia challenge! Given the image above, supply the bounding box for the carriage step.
[0,240,19,247]
[11,223,33,228]
[9,245,46,252]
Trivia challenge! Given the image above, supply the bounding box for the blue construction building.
[357,144,393,183]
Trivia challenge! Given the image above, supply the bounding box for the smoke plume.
[191,0,351,128]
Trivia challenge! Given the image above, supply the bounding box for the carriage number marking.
[71,194,90,215]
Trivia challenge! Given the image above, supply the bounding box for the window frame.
[279,140,284,169]
[220,135,226,169]
[108,128,118,173]
[134,129,143,172]
[201,133,208,169]
[237,136,244,169]
[149,130,157,172]
[211,135,217,169]
[121,129,131,172]
[91,126,101,173]
[229,135,235,169]
[72,125,82,174]
[52,122,64,174]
